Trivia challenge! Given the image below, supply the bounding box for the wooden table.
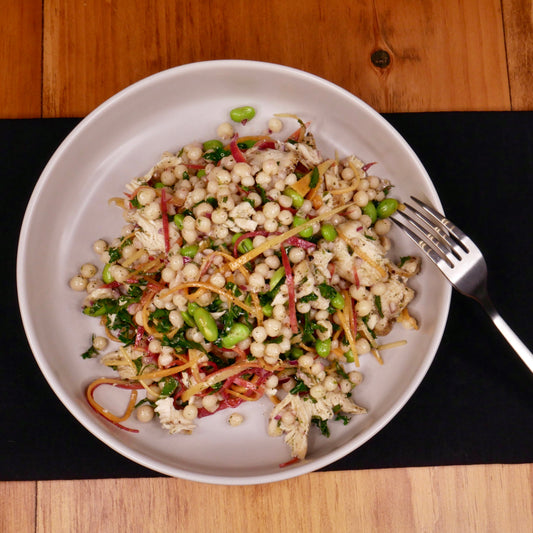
[2,2,532,531]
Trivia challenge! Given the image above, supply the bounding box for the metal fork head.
[391,196,488,299]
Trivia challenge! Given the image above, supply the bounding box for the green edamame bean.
[363,201,378,224]
[270,266,285,289]
[174,213,185,229]
[203,139,224,151]
[377,198,399,219]
[193,307,219,342]
[262,303,273,317]
[180,244,199,258]
[291,346,304,359]
[321,223,337,242]
[229,106,256,123]
[221,323,251,348]
[187,302,200,316]
[315,338,332,358]
[181,310,196,328]
[344,349,355,363]
[197,169,206,178]
[102,263,114,284]
[283,187,304,208]
[330,292,345,310]
[293,216,313,239]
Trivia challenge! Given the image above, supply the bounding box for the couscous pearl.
[264,219,278,232]
[253,235,267,248]
[228,413,244,426]
[183,263,200,281]
[211,208,228,224]
[80,263,97,279]
[202,395,219,412]
[309,361,323,375]
[278,210,293,226]
[355,300,372,316]
[353,190,369,207]
[148,339,162,353]
[262,158,278,175]
[169,310,184,328]
[265,255,280,269]
[341,167,355,180]
[187,145,203,161]
[355,338,371,354]
[210,272,226,288]
[183,404,198,420]
[158,352,174,367]
[136,404,154,423]
[268,117,283,133]
[182,228,198,244]
[264,319,282,337]
[359,179,370,191]
[93,239,108,254]
[196,216,211,234]
[255,171,271,187]
[278,195,293,208]
[349,371,364,386]
[263,202,281,219]
[216,122,234,139]
[69,276,87,291]
[324,376,338,392]
[272,304,287,321]
[161,169,176,186]
[252,326,267,343]
[161,267,176,284]
[288,247,306,264]
[310,384,326,400]
[262,377,278,393]
[339,379,352,394]
[169,254,184,271]
[249,272,265,291]
[144,201,161,220]
[109,265,129,283]
[371,282,387,296]
[374,218,392,235]
[92,336,108,351]
[250,342,265,358]
[137,187,157,205]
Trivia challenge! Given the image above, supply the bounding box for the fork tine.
[403,201,465,260]
[410,197,469,253]
[392,210,455,268]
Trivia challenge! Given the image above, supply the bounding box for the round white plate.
[17,60,451,485]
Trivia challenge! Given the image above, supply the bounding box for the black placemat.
[3,113,532,481]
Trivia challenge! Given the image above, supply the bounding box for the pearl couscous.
[72,113,420,463]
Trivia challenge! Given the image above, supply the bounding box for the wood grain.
[42,0,511,117]
[502,0,533,109]
[23,465,531,533]
[0,1,42,117]
[0,481,36,533]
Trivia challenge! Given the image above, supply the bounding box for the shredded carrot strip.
[290,160,334,197]
[377,340,408,351]
[336,309,360,367]
[86,378,141,430]
[160,282,257,317]
[228,202,356,272]
[121,247,147,268]
[371,348,384,365]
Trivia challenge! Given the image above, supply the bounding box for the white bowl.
[17,60,451,484]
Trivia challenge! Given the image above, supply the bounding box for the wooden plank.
[35,465,533,532]
[42,0,511,117]
[0,481,36,533]
[0,0,42,118]
[502,0,533,109]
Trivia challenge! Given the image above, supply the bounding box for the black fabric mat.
[2,113,532,481]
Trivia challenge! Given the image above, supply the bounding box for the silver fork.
[391,196,533,374]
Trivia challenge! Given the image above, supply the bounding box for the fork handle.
[481,300,533,373]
